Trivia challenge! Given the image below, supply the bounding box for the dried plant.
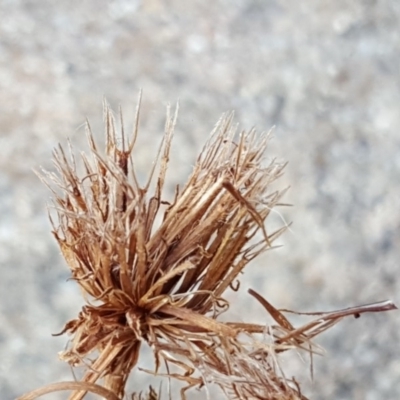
[19,96,396,400]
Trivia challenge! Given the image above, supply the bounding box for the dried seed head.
[32,98,395,400]
[38,99,292,399]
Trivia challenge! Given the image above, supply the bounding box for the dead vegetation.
[18,95,397,400]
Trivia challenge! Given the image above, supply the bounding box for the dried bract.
[27,98,395,400]
[38,99,292,399]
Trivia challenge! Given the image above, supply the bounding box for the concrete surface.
[0,0,399,399]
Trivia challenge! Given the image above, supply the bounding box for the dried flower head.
[23,96,396,400]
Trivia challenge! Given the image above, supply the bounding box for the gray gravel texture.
[1,1,399,399]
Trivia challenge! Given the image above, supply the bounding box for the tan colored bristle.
[19,97,395,400]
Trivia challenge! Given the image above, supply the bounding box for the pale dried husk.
[27,98,395,400]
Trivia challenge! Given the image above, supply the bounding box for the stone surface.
[1,1,399,399]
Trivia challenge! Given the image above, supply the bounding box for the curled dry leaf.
[26,95,396,400]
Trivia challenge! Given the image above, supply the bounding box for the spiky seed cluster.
[31,100,396,400]
[40,101,297,399]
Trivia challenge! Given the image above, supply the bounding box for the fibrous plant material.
[20,96,396,400]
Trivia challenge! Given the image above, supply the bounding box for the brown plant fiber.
[22,97,395,400]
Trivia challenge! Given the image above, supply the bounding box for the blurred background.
[0,0,399,399]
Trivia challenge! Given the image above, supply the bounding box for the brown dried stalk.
[20,96,396,400]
